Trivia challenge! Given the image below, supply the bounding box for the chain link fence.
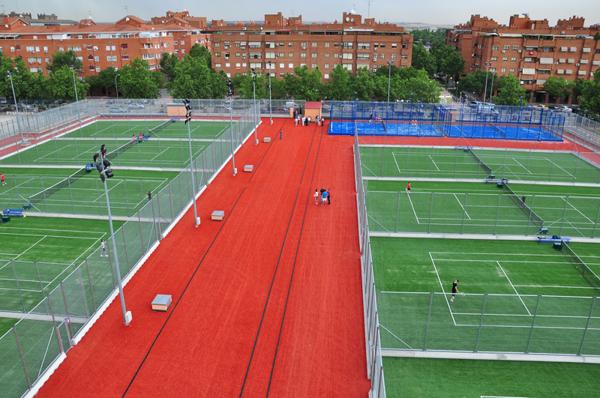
[0,101,259,398]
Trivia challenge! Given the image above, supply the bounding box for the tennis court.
[373,238,600,355]
[360,146,600,183]
[65,120,229,139]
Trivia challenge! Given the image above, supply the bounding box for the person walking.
[100,239,108,258]
[406,182,411,192]
[1,174,5,186]
[279,128,284,140]
[314,189,319,205]
[326,189,331,205]
[321,189,329,205]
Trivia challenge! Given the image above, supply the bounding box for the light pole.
[488,70,495,103]
[114,71,119,100]
[267,63,273,125]
[482,62,491,102]
[227,97,237,175]
[251,68,259,145]
[184,99,200,227]
[387,61,392,104]
[71,67,81,124]
[6,71,23,142]
[94,153,132,326]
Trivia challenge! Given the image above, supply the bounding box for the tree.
[0,56,46,101]
[457,70,493,99]
[493,74,526,106]
[232,72,268,99]
[117,59,159,98]
[431,44,464,80]
[47,50,82,73]
[544,77,574,103]
[46,65,88,100]
[389,68,441,103]
[595,32,600,41]
[189,44,211,67]
[159,53,178,81]
[411,43,437,77]
[284,66,323,100]
[170,54,226,99]
[351,68,376,100]
[411,29,446,47]
[86,67,118,96]
[580,69,600,116]
[326,65,352,100]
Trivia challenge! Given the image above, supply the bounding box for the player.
[100,239,108,258]
[321,189,329,205]
[314,189,319,205]
[1,174,5,186]
[450,279,459,303]
[406,182,411,192]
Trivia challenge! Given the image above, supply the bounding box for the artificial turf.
[65,120,229,139]
[383,357,600,398]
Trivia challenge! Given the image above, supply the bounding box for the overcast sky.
[2,0,599,25]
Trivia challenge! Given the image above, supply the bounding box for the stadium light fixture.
[6,71,24,143]
[251,68,259,145]
[267,62,273,125]
[70,67,81,124]
[114,71,119,100]
[184,99,201,227]
[93,152,132,326]
[226,97,237,176]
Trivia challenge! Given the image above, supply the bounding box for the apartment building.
[208,12,412,81]
[447,14,600,101]
[0,12,209,76]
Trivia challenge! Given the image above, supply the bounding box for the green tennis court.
[383,357,600,398]
[373,238,600,355]
[66,120,229,139]
[360,146,600,183]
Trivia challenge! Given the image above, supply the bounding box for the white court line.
[34,143,74,161]
[0,277,51,284]
[0,287,43,293]
[0,236,47,272]
[92,179,123,203]
[0,231,100,240]
[380,324,414,349]
[429,252,457,326]
[434,259,571,265]
[497,261,532,316]
[0,177,36,195]
[406,191,420,224]
[512,158,533,175]
[431,251,566,257]
[563,197,594,224]
[544,157,575,178]
[514,284,600,290]
[391,152,402,175]
[150,147,170,161]
[428,155,440,171]
[452,193,471,220]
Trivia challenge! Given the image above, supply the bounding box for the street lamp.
[183,99,201,227]
[71,67,81,124]
[251,68,259,145]
[267,62,273,125]
[387,61,392,104]
[488,70,495,103]
[482,62,491,102]
[226,97,237,176]
[114,71,119,100]
[6,71,23,142]
[93,152,132,326]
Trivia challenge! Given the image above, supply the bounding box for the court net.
[465,147,493,175]
[501,183,545,229]
[27,119,177,207]
[562,242,600,290]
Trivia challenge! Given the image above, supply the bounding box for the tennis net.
[466,147,493,175]
[107,119,175,160]
[501,183,545,229]
[148,119,176,135]
[562,243,600,290]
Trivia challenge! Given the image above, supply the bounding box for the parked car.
[283,100,299,111]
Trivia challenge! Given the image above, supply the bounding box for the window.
[492,45,499,51]
[578,70,587,76]
[343,42,353,49]
[580,59,588,64]
[570,47,577,52]
[491,56,498,61]
[324,42,330,48]
[358,43,370,50]
[300,52,307,59]
[511,57,517,62]
[288,63,294,68]
[324,73,329,79]
[503,45,510,50]
[501,68,506,73]
[583,48,591,53]
[106,55,117,62]
[391,43,397,48]
[324,63,330,69]
[342,53,353,60]
[300,42,307,49]
[265,52,275,59]
[311,42,317,48]
[279,63,285,68]
[311,53,317,59]
[342,64,352,71]
[502,57,508,61]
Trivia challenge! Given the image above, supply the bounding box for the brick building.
[0,11,209,76]
[447,14,600,101]
[208,12,412,81]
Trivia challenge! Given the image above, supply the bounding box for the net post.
[577,296,597,355]
[84,259,97,310]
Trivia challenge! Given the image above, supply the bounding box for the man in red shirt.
[1,174,5,186]
[406,182,411,192]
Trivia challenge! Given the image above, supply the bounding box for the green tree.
[431,44,464,80]
[46,65,88,100]
[411,43,437,77]
[189,44,211,67]
[457,70,493,99]
[411,29,446,47]
[159,53,178,81]
[47,50,82,73]
[580,69,600,116]
[0,56,46,101]
[118,59,159,98]
[86,67,118,96]
[544,77,574,103]
[351,68,376,100]
[284,66,323,100]
[493,74,526,105]
[389,68,441,103]
[170,55,226,99]
[326,65,352,100]
[232,73,268,99]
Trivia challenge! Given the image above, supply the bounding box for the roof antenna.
[368,0,372,17]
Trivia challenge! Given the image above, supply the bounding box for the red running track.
[37,119,370,397]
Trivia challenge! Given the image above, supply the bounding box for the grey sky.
[2,0,599,26]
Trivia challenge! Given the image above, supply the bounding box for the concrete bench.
[151,294,172,312]
[263,137,271,143]
[243,164,254,173]
[211,210,225,221]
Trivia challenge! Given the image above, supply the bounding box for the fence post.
[84,259,97,310]
[11,261,27,313]
[76,268,91,317]
[577,297,597,356]
[474,293,488,352]
[423,292,434,350]
[13,326,33,388]
[525,294,541,353]
[427,192,434,233]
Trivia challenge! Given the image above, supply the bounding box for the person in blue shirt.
[321,189,329,205]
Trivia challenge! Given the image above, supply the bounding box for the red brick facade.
[447,14,600,99]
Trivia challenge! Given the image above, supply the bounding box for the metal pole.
[488,71,495,103]
[483,66,489,102]
[387,61,392,104]
[114,73,119,100]
[252,69,259,145]
[186,121,200,227]
[268,65,273,125]
[102,178,131,326]
[7,71,24,142]
[228,98,237,175]
[71,68,81,124]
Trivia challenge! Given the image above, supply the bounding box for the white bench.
[151,294,172,312]
[263,136,271,143]
[211,210,225,221]
[244,164,254,173]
